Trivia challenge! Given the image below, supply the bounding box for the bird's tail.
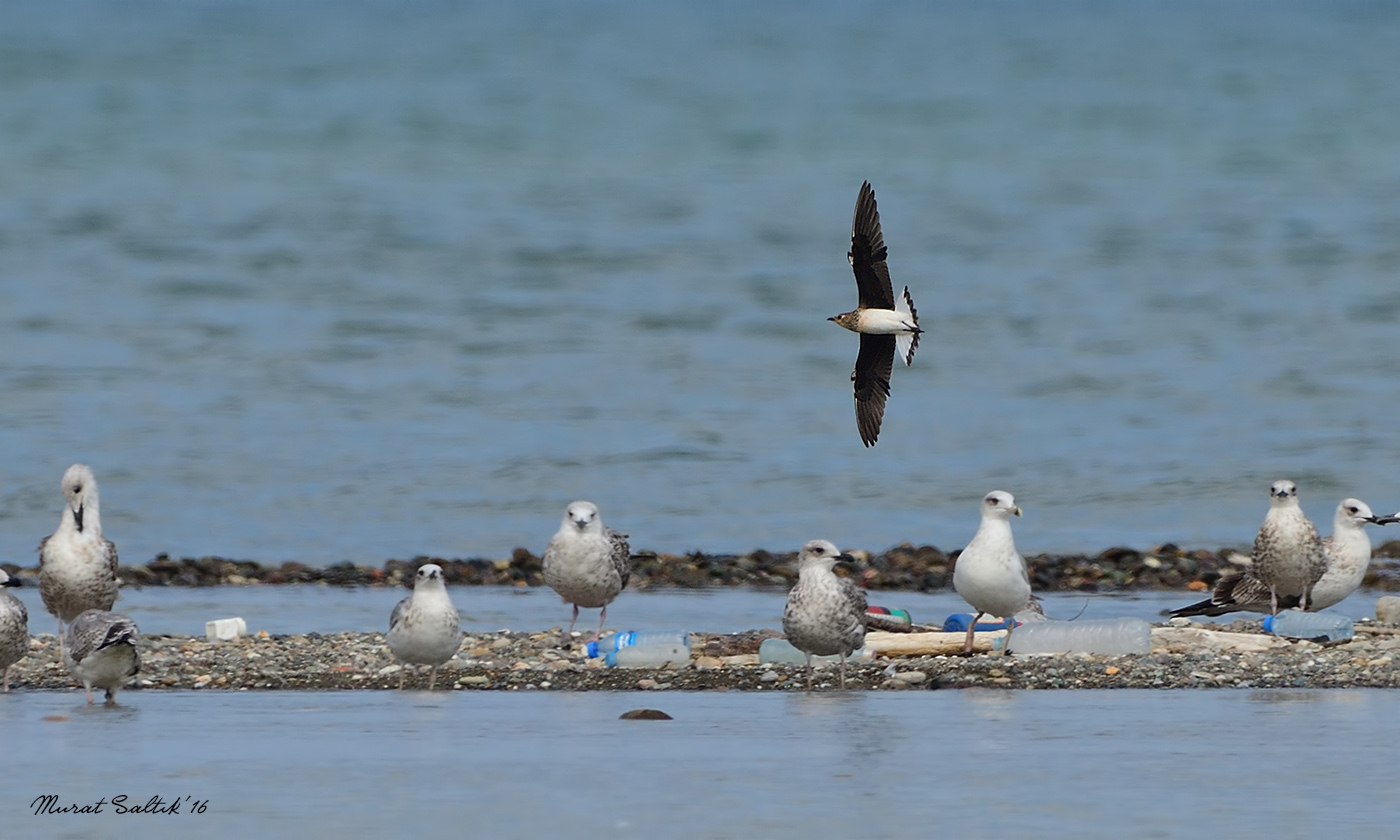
[895,285,920,365]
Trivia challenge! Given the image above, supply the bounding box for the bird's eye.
[1348,506,1359,514]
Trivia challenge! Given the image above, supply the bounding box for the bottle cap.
[1261,616,1275,633]
[586,641,600,658]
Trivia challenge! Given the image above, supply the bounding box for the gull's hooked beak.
[1376,514,1400,526]
[0,577,19,588]
[72,502,85,533]
[834,552,858,566]
[1013,507,1023,517]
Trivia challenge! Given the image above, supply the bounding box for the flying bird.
[829,181,922,447]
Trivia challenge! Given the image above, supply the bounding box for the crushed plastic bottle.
[758,638,869,665]
[1007,617,1153,655]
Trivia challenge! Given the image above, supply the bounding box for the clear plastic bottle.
[1262,610,1354,642]
[586,630,691,659]
[607,642,691,668]
[1007,618,1153,655]
[758,638,868,665]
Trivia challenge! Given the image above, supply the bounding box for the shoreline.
[8,620,1400,694]
[4,541,1400,592]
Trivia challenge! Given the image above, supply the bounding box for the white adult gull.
[38,464,119,636]
[1250,480,1328,614]
[543,501,631,642]
[1172,498,1384,617]
[387,563,463,690]
[62,609,140,705]
[782,540,867,690]
[0,570,28,693]
[828,181,922,447]
[953,491,1032,655]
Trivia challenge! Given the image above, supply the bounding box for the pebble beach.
[8,620,1400,695]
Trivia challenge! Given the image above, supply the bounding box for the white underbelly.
[857,308,917,334]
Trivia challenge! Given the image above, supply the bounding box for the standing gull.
[782,540,867,690]
[1250,480,1328,614]
[953,491,1032,655]
[543,501,631,641]
[38,464,119,635]
[387,563,463,690]
[1172,498,1384,617]
[0,570,28,693]
[62,609,140,705]
[828,180,922,447]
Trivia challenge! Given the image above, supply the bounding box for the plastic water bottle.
[606,641,691,668]
[758,638,868,665]
[1263,610,1354,642]
[586,630,691,659]
[1007,618,1153,655]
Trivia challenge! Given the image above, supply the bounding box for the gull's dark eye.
[1347,507,1359,514]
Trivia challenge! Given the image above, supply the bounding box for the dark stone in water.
[619,709,673,720]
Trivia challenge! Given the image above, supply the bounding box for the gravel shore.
[9,620,1400,694]
[4,540,1400,593]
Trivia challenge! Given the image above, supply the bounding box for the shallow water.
[2,688,1393,839]
[3,2,1400,567]
[3,584,1386,637]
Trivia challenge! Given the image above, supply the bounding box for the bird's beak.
[835,552,858,566]
[0,577,19,588]
[1013,507,1023,517]
[1376,515,1399,526]
[827,316,838,322]
[73,503,85,533]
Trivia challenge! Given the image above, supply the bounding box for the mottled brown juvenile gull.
[1251,480,1328,614]
[543,501,631,642]
[1172,498,1383,618]
[387,563,463,690]
[62,609,140,705]
[0,570,28,693]
[953,491,1032,655]
[782,539,867,690]
[828,181,922,447]
[38,464,119,635]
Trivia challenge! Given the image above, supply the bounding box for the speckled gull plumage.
[38,464,119,635]
[953,491,1033,655]
[63,609,140,705]
[543,500,632,642]
[1249,480,1329,614]
[387,563,463,690]
[782,539,867,689]
[1172,498,1381,618]
[0,570,29,693]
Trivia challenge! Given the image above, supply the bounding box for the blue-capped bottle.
[586,630,691,659]
[1262,610,1354,642]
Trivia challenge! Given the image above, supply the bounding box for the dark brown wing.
[849,181,894,310]
[853,333,894,447]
